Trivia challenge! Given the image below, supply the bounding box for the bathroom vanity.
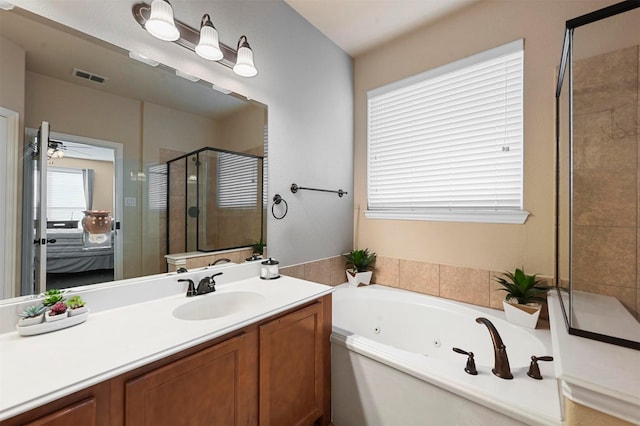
[0,263,333,426]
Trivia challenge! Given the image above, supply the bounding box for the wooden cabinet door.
[24,398,98,426]
[259,302,323,426]
[124,333,250,426]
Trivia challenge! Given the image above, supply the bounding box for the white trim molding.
[364,209,530,224]
[0,107,19,299]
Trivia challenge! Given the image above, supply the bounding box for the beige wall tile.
[399,260,439,296]
[489,270,507,310]
[305,258,331,284]
[564,398,636,426]
[572,226,636,287]
[440,265,490,306]
[612,104,638,140]
[372,256,400,286]
[280,264,305,280]
[329,256,348,286]
[573,168,637,227]
[573,47,638,116]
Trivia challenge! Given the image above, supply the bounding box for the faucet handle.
[527,355,554,380]
[178,279,197,297]
[452,347,478,375]
[210,272,224,282]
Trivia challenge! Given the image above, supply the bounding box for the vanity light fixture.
[233,36,258,78]
[195,14,223,61]
[132,2,258,78]
[145,0,180,41]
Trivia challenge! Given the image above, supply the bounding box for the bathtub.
[331,285,562,426]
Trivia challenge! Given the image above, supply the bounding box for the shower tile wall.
[572,46,639,318]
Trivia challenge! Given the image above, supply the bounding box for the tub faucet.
[209,258,231,266]
[475,317,513,379]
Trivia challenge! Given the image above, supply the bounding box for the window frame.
[365,39,529,225]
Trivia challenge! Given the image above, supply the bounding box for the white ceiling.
[285,0,480,56]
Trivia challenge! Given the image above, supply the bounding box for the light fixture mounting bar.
[132,3,237,69]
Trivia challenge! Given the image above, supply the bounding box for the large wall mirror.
[0,7,267,300]
[555,0,640,349]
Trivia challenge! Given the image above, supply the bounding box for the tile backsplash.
[281,255,552,319]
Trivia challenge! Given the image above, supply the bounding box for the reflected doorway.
[21,126,123,295]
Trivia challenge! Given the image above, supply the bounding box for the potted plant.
[42,289,66,307]
[45,302,68,322]
[66,295,88,317]
[344,248,376,287]
[247,238,266,261]
[18,304,46,326]
[495,268,551,329]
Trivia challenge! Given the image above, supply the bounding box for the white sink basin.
[172,291,265,321]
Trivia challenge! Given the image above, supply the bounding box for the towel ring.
[271,194,288,220]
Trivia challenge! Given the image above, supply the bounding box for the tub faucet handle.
[452,347,478,375]
[527,355,553,380]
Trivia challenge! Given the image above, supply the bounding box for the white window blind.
[367,39,527,224]
[217,153,259,208]
[47,168,86,221]
[148,163,167,211]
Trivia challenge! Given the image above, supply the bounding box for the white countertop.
[547,291,640,424]
[0,273,333,421]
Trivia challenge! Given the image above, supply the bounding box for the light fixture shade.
[145,0,180,41]
[233,36,258,77]
[195,14,223,61]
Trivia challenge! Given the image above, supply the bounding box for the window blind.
[367,40,524,218]
[47,168,86,221]
[217,153,259,208]
[148,163,167,211]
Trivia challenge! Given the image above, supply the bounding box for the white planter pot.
[45,310,69,322]
[18,314,44,327]
[346,271,373,287]
[68,306,89,317]
[502,300,541,329]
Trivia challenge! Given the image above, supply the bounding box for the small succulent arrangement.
[66,295,86,310]
[19,304,46,320]
[42,289,66,307]
[344,248,377,274]
[494,268,551,306]
[48,302,68,317]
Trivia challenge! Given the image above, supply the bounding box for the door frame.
[0,107,19,299]
[24,128,124,287]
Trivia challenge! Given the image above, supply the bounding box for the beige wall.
[25,71,143,279]
[220,103,266,155]
[353,0,623,278]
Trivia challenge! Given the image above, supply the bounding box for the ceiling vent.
[72,68,108,85]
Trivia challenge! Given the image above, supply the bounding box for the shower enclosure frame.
[166,146,265,255]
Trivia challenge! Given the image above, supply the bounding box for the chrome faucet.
[475,317,513,379]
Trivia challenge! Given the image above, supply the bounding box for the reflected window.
[217,153,259,208]
[148,164,168,211]
[46,168,86,222]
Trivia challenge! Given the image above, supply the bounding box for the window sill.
[364,209,530,224]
